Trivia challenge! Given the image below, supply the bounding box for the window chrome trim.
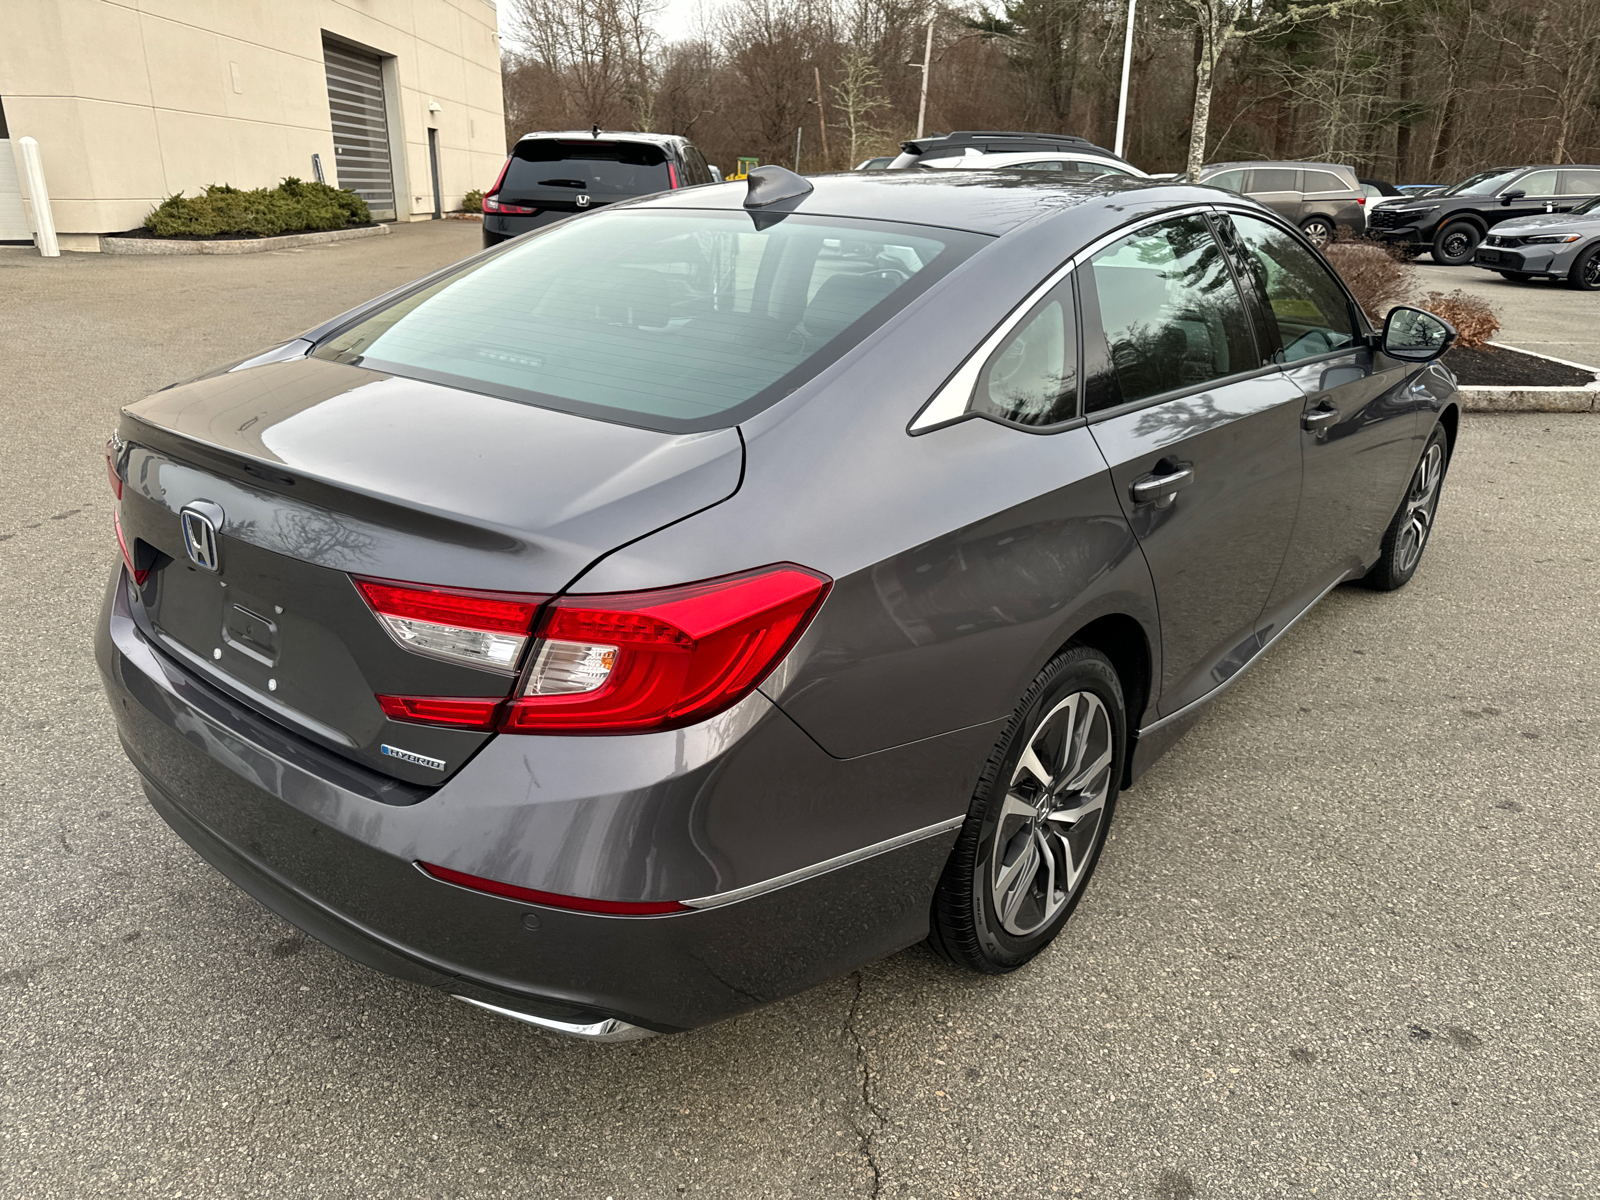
[681,815,966,910]
[909,204,1219,434]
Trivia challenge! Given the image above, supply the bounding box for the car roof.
[515,130,688,147]
[631,170,1225,237]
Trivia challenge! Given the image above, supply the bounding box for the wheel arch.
[1062,612,1153,786]
[1438,210,1488,236]
[1437,402,1461,462]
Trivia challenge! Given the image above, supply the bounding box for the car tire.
[1498,270,1534,283]
[1568,244,1600,291]
[1300,216,1336,248]
[1431,221,1481,266]
[929,646,1125,974]
[1360,425,1450,592]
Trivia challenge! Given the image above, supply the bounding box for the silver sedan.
[1474,195,1600,289]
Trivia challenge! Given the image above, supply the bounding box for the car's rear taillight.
[500,564,831,734]
[106,439,123,500]
[354,577,547,673]
[114,512,149,585]
[667,162,680,189]
[417,861,689,915]
[376,694,503,729]
[483,195,535,215]
[1357,196,1367,206]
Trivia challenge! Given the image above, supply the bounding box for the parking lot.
[1412,260,1600,367]
[2,222,1597,1198]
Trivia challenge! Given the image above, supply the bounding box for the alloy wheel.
[1584,252,1600,288]
[989,691,1114,937]
[1397,441,1445,573]
[1303,220,1333,248]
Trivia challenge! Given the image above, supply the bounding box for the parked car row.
[475,129,1600,289]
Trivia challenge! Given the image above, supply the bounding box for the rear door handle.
[1130,464,1195,506]
[1302,404,1340,432]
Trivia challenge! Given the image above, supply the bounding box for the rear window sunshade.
[313,209,988,433]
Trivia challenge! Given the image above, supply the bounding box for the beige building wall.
[0,0,506,237]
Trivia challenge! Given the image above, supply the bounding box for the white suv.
[887,131,1147,179]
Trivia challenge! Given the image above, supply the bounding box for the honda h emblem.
[576,194,591,208]
[180,503,222,572]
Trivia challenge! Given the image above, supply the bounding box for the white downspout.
[17,137,59,257]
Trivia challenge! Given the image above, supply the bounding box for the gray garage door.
[322,38,396,220]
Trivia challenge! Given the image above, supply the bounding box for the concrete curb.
[100,224,389,256]
[1458,341,1600,413]
[1458,385,1599,413]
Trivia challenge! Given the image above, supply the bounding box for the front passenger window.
[1227,214,1359,362]
[969,279,1078,427]
[1518,171,1558,197]
[1085,215,1258,409]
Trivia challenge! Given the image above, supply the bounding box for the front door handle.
[1302,404,1340,432]
[1130,463,1195,506]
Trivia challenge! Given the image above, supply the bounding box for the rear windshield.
[503,140,671,198]
[313,210,987,431]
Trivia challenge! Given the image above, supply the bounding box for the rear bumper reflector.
[417,861,690,915]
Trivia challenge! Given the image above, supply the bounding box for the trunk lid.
[115,356,742,784]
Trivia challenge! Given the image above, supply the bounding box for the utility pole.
[915,19,933,139]
[1114,0,1137,159]
[794,125,803,171]
[813,66,830,166]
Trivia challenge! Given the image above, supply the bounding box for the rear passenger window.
[1559,169,1600,195]
[969,279,1077,427]
[1085,215,1257,410]
[1010,160,1066,174]
[1206,170,1246,193]
[1249,169,1299,193]
[1227,214,1359,362]
[1302,171,1347,194]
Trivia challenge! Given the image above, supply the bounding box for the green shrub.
[461,188,485,214]
[143,178,371,237]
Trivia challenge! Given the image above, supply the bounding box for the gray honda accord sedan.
[98,167,1460,1040]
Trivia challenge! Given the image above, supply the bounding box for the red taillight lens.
[106,439,123,500]
[667,162,680,189]
[1357,196,1367,206]
[501,564,831,734]
[483,195,535,215]
[418,861,689,915]
[114,512,149,585]
[377,694,503,729]
[354,576,546,673]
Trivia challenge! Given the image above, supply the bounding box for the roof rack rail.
[897,130,1125,163]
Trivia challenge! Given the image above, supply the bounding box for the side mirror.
[1500,188,1526,206]
[1382,306,1457,363]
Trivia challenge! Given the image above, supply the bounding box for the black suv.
[482,131,717,247]
[1367,164,1600,264]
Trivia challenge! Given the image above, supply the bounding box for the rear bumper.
[96,569,983,1034]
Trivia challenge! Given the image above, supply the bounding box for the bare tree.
[831,47,889,165]
[1176,0,1384,181]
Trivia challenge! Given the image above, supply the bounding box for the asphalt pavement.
[1411,259,1600,367]
[2,223,1597,1199]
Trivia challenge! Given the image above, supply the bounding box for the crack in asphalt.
[845,971,886,1199]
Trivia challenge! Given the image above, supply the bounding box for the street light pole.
[1114,0,1137,158]
[915,19,933,139]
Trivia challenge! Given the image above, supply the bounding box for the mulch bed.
[105,223,378,242]
[1446,344,1598,387]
